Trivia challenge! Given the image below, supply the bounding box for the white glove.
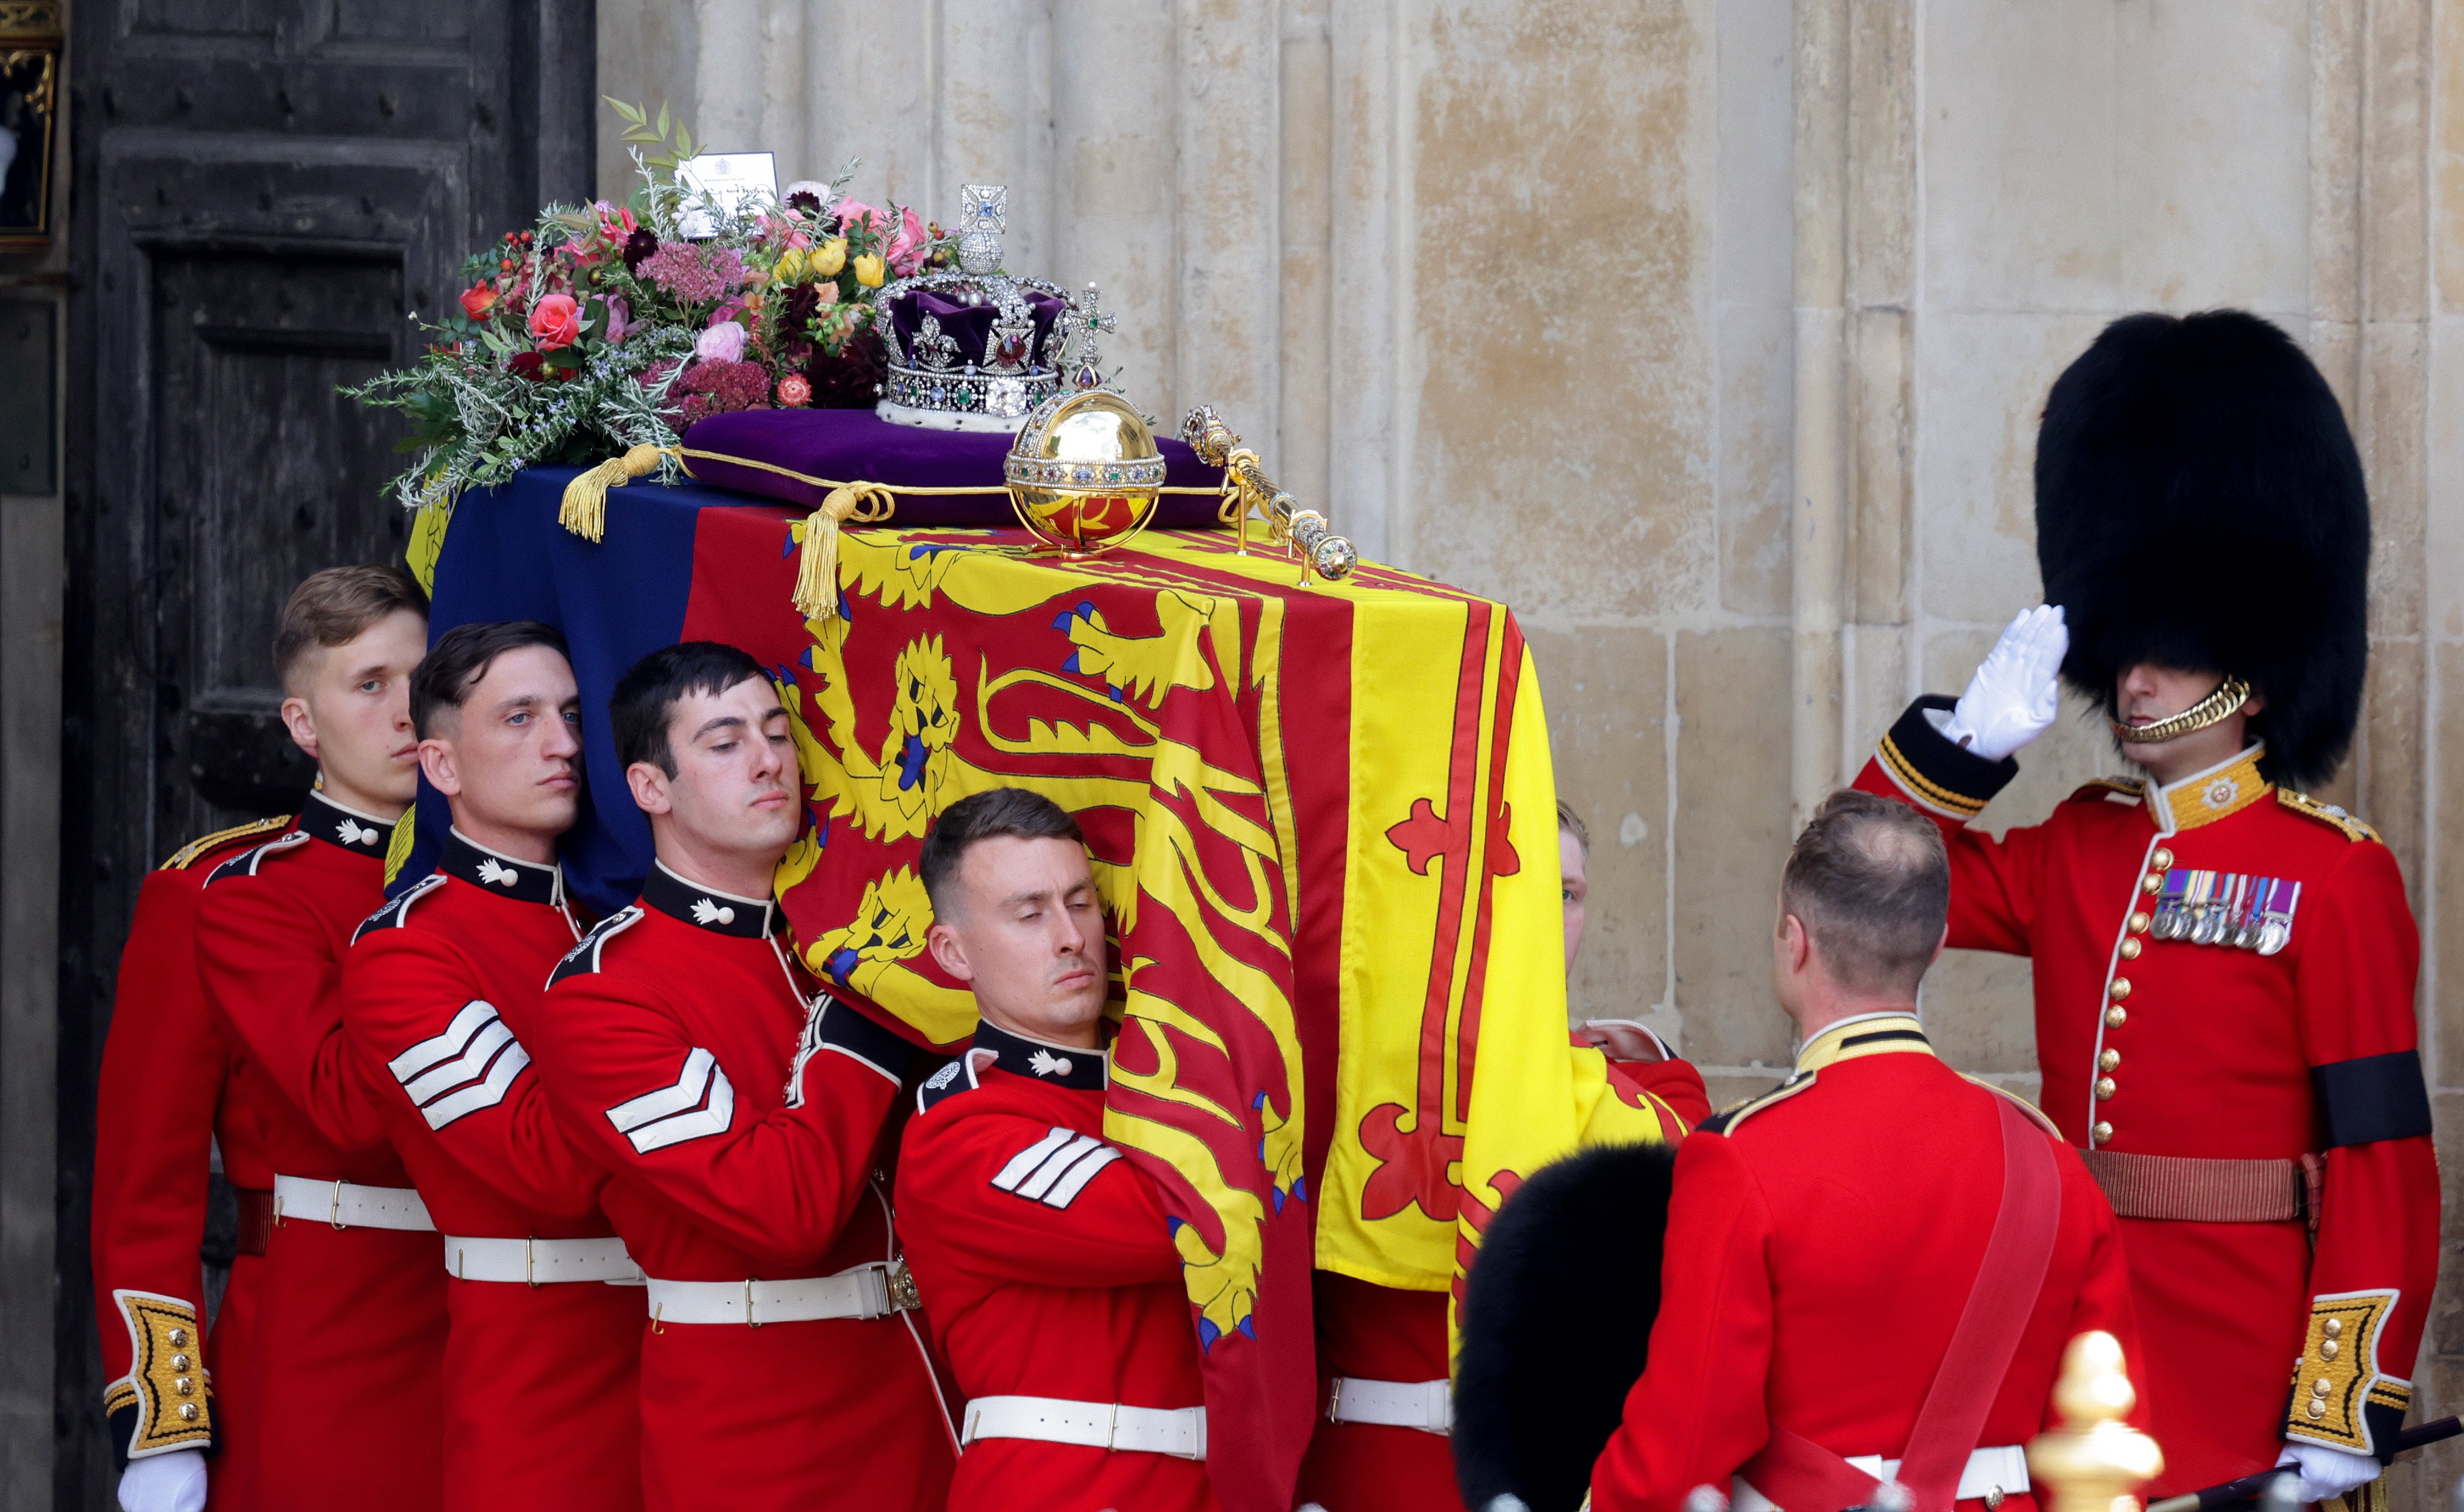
[118,1449,207,1512]
[1942,604,2068,761]
[2276,1441,2381,1504]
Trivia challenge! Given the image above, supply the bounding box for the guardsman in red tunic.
[191,566,447,1512]
[895,787,1219,1512]
[1296,798,1708,1512]
[520,642,952,1512]
[1460,791,2142,1512]
[341,622,643,1511]
[92,812,290,1512]
[1852,312,2439,1505]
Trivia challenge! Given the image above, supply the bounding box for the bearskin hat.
[1453,1140,1677,1512]
[2035,309,2369,788]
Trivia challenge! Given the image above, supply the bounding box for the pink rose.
[886,206,929,277]
[834,199,885,236]
[527,292,581,350]
[695,320,748,364]
[601,296,631,345]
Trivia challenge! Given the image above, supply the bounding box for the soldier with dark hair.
[341,619,645,1510]
[896,786,1221,1512]
[1854,309,2440,1503]
[518,640,953,1512]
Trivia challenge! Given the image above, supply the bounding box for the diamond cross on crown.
[960,184,1007,234]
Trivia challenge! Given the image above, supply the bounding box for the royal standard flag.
[410,467,1676,1512]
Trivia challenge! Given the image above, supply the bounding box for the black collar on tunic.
[973,1017,1109,1091]
[441,828,565,908]
[301,790,393,858]
[640,860,777,939]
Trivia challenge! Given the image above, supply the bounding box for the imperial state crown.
[873,184,1113,432]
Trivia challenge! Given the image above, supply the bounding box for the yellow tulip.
[810,238,848,278]
[852,253,885,287]
[774,248,807,284]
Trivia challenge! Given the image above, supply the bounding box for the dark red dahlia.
[621,226,659,276]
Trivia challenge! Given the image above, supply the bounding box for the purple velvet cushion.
[678,407,1227,527]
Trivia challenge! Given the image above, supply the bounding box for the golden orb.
[1003,389,1165,556]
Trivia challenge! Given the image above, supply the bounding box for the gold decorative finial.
[2029,1331,2165,1512]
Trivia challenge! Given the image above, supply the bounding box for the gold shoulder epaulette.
[2277,789,2378,843]
[1962,1074,2062,1138]
[160,815,293,872]
[2065,776,2144,806]
[1701,1073,1813,1136]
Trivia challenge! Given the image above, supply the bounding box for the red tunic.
[523,860,954,1512]
[91,816,291,1503]
[1296,1042,1709,1512]
[1588,1016,2143,1512]
[1859,703,2441,1492]
[192,791,446,1512]
[896,1021,1221,1512]
[341,829,643,1512]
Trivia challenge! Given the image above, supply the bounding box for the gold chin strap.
[2110,677,2252,745]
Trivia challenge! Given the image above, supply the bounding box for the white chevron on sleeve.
[606,1047,736,1154]
[990,1127,1078,1192]
[387,1000,529,1130]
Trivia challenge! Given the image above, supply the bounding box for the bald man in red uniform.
[193,566,446,1512]
[92,812,290,1512]
[1585,792,2141,1512]
[897,786,1219,1512]
[342,622,642,1511]
[521,641,952,1511]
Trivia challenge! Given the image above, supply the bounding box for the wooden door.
[57,0,592,1499]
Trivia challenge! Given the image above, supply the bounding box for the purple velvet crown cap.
[889,286,1071,371]
[677,407,1227,528]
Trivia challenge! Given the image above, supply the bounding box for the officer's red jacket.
[341,828,641,1512]
[1295,1041,1707,1512]
[524,859,952,1512]
[191,789,447,1512]
[1589,1015,2142,1512]
[896,1019,1221,1512]
[1859,704,2441,1492]
[91,815,289,1492]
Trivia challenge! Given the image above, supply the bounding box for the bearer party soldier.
[193,565,448,1512]
[1295,797,1710,1512]
[1582,791,2143,1512]
[896,787,1221,1512]
[92,801,296,1512]
[340,621,643,1511]
[1854,311,2439,1503]
[521,641,954,1512]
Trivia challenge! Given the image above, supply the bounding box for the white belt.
[959,1394,1207,1460]
[443,1234,642,1285]
[272,1174,436,1233]
[1734,1445,2030,1512]
[641,1261,917,1326]
[1325,1376,1452,1435]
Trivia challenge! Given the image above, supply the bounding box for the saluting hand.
[1943,604,2068,761]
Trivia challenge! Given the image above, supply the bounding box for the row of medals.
[2149,872,2297,956]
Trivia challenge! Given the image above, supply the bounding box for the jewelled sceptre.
[1179,405,1358,584]
[2030,1332,2165,1512]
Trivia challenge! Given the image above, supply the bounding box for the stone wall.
[601,2,2464,1501]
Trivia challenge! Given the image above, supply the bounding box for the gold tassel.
[558,443,671,542]
[793,483,898,620]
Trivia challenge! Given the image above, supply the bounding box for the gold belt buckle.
[886,1258,921,1314]
[329,1179,348,1231]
